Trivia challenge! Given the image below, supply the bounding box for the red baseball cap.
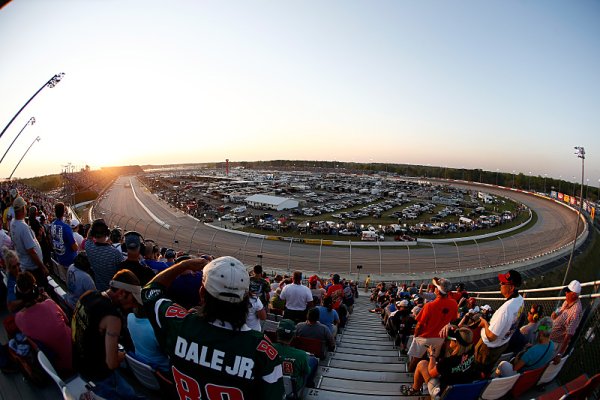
[498,270,522,287]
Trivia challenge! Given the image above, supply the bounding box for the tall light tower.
[0,73,64,141]
[561,146,585,292]
[8,136,41,180]
[0,117,35,165]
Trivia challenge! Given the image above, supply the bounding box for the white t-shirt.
[280,283,313,311]
[73,231,84,248]
[246,297,264,332]
[481,295,524,348]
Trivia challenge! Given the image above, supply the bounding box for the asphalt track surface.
[95,176,580,277]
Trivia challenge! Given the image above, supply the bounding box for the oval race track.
[95,176,582,278]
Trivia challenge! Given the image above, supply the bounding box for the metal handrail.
[473,293,600,302]
[470,280,600,296]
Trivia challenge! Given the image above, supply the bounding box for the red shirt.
[415,296,458,338]
[448,290,468,303]
[326,283,344,309]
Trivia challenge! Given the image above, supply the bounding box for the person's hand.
[184,257,211,272]
[439,324,452,338]
[479,318,488,329]
[551,311,558,319]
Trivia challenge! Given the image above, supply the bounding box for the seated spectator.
[386,300,415,353]
[480,304,493,322]
[86,219,124,291]
[404,327,476,397]
[513,317,555,373]
[458,296,477,318]
[14,271,72,375]
[408,277,458,372]
[142,241,169,273]
[412,295,425,317]
[0,220,14,252]
[457,308,482,346]
[109,228,126,256]
[164,248,176,266]
[325,274,344,310]
[3,249,23,313]
[166,255,203,309]
[274,319,318,390]
[550,280,583,357]
[317,296,339,336]
[246,291,266,332]
[521,304,543,345]
[269,288,286,315]
[296,307,335,356]
[127,306,170,373]
[66,251,96,309]
[449,282,468,303]
[249,264,270,307]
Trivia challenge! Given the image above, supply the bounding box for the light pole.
[512,170,515,188]
[0,73,64,141]
[562,146,585,294]
[528,171,532,191]
[8,136,41,180]
[0,117,35,165]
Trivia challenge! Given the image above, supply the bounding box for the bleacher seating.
[511,365,547,398]
[538,353,570,385]
[439,380,489,400]
[480,374,520,400]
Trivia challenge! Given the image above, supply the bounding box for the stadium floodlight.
[0,73,65,141]
[561,146,585,296]
[0,117,35,166]
[8,136,41,180]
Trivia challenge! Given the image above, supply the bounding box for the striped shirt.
[550,299,582,344]
[85,241,124,291]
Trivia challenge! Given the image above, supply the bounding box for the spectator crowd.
[0,182,587,400]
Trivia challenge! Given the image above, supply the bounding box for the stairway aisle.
[303,295,428,399]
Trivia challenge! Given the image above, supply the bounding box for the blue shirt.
[316,306,339,334]
[51,219,77,266]
[6,274,16,303]
[66,265,96,308]
[520,342,555,371]
[127,314,170,372]
[145,259,169,273]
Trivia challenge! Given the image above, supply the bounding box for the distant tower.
[226,159,229,176]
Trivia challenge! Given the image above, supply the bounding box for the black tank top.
[71,291,120,380]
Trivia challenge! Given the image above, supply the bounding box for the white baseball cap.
[202,256,249,303]
[481,304,492,311]
[396,300,409,307]
[566,280,581,295]
[70,219,79,228]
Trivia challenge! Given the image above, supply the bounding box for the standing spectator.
[550,280,583,357]
[118,232,155,286]
[475,270,524,376]
[408,277,458,372]
[269,288,286,315]
[296,308,336,357]
[449,282,468,303]
[274,319,318,390]
[141,256,285,400]
[14,271,72,375]
[280,271,314,323]
[164,248,176,266]
[364,275,371,293]
[50,202,78,275]
[10,197,48,287]
[249,264,270,307]
[326,274,344,310]
[387,300,415,353]
[309,277,325,304]
[85,219,124,291]
[66,251,96,309]
[71,269,141,399]
[246,291,267,332]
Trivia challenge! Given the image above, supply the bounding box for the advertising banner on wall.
[592,207,596,220]
[551,191,557,199]
[558,192,564,201]
[564,194,570,203]
[570,197,576,205]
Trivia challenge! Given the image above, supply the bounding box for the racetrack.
[94,176,581,278]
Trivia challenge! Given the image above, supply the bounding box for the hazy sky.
[1,1,599,184]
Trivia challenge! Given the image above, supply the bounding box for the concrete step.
[327,359,407,371]
[342,332,390,340]
[330,352,403,364]
[318,376,416,396]
[333,347,400,357]
[340,336,391,345]
[335,342,396,351]
[304,387,425,399]
[318,366,413,383]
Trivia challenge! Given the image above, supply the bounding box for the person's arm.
[513,358,526,372]
[479,317,498,342]
[325,328,335,351]
[256,298,267,321]
[101,315,124,370]
[148,258,210,288]
[26,247,47,273]
[426,347,440,378]
[333,310,339,325]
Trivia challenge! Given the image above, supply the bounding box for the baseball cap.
[277,319,296,340]
[396,300,409,308]
[432,277,452,295]
[481,304,492,311]
[165,249,176,259]
[9,188,18,198]
[565,280,581,294]
[90,219,110,238]
[498,269,522,287]
[202,256,249,303]
[13,196,27,210]
[70,219,79,228]
[110,228,122,242]
[110,270,142,305]
[124,232,142,250]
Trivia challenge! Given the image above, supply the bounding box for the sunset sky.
[0,1,598,184]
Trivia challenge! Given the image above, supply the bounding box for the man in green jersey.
[142,256,284,400]
[273,319,318,391]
